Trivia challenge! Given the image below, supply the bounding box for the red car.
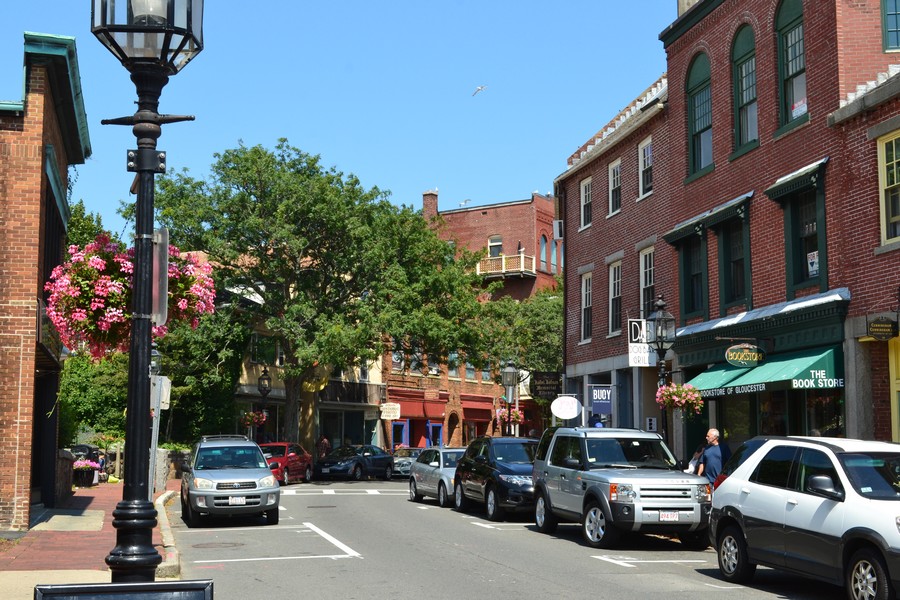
[260,442,313,485]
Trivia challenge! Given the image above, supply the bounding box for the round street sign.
[551,395,582,420]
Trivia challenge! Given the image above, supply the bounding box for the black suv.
[453,436,538,521]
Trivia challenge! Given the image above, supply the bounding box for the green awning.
[686,363,752,396]
[725,346,843,393]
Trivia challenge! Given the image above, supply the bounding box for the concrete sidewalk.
[0,478,181,600]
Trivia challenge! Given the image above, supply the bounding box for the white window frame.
[488,235,502,257]
[608,261,622,335]
[580,272,593,342]
[608,159,622,215]
[640,247,655,319]
[877,130,900,245]
[638,136,653,198]
[580,177,593,229]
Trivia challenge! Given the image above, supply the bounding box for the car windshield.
[195,447,266,469]
[493,442,537,464]
[585,438,676,469]
[840,452,900,500]
[262,446,286,457]
[330,446,361,458]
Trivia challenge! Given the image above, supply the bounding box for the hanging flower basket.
[655,383,704,415]
[240,410,267,428]
[496,407,524,425]
[44,234,216,359]
[73,459,101,488]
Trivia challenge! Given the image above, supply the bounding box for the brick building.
[0,34,91,531]
[558,0,900,457]
[378,190,561,449]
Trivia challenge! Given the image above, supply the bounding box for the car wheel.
[409,478,423,502]
[281,468,289,486]
[437,482,450,508]
[717,525,756,583]
[304,465,313,482]
[535,492,558,534]
[181,494,199,528]
[454,481,470,512]
[679,531,710,550]
[847,547,892,600]
[582,501,619,549]
[266,506,279,525]
[382,465,392,481]
[485,486,505,522]
[352,465,364,481]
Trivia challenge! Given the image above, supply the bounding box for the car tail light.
[713,473,727,490]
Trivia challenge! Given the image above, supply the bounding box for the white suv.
[710,436,900,600]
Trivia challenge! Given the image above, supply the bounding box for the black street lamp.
[501,361,517,437]
[92,0,203,584]
[257,367,272,442]
[646,294,676,444]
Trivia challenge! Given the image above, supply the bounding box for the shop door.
[426,421,443,447]
[392,420,409,450]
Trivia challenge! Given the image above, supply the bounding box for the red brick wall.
[0,65,67,530]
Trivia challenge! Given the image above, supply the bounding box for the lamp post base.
[105,499,162,582]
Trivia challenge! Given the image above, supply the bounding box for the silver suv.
[180,434,280,527]
[533,427,712,549]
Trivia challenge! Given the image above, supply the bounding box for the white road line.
[593,556,636,568]
[194,554,354,564]
[304,522,361,558]
[593,555,708,567]
[366,490,380,495]
[704,584,743,589]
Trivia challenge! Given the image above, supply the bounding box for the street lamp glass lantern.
[501,361,517,388]
[646,295,676,354]
[257,367,272,398]
[92,0,204,73]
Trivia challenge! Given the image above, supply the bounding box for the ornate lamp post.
[257,366,272,442]
[92,0,203,583]
[646,294,676,445]
[501,361,517,437]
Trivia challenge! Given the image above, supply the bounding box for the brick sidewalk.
[0,479,178,572]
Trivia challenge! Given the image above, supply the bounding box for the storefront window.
[806,391,843,437]
[759,392,788,436]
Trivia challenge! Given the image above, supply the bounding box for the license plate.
[228,496,246,506]
[659,510,679,522]
[321,468,330,473]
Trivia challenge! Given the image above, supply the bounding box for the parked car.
[454,436,537,521]
[315,444,393,481]
[180,434,280,527]
[260,442,313,485]
[532,427,711,549]
[409,447,465,507]
[710,435,900,600]
[391,447,423,478]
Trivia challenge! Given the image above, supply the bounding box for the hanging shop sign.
[531,371,562,400]
[380,402,401,421]
[589,384,613,416]
[551,395,581,420]
[725,343,766,368]
[867,316,898,341]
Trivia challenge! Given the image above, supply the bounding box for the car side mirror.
[363,452,372,457]
[270,463,279,471]
[807,474,844,501]
[474,455,488,464]
[563,457,581,468]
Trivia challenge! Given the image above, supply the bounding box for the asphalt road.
[166,478,846,600]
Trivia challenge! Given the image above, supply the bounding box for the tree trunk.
[284,376,301,443]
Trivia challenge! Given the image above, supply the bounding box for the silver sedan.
[409,447,466,508]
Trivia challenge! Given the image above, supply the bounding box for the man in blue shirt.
[697,428,729,485]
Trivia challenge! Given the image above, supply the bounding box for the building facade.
[0,33,91,531]
[559,0,900,458]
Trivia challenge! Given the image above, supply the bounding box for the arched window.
[540,235,548,271]
[732,25,758,150]
[687,52,712,175]
[776,0,806,129]
[551,241,558,273]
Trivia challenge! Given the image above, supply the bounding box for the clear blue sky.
[2,2,675,240]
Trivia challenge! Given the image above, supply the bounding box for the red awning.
[463,409,493,422]
[396,399,444,419]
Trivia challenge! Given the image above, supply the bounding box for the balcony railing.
[476,252,537,279]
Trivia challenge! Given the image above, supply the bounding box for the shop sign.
[725,343,765,367]
[531,371,562,400]
[868,316,898,341]
[380,402,401,421]
[589,385,613,416]
[791,370,844,390]
[551,395,581,420]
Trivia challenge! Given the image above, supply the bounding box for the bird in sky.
[472,85,487,96]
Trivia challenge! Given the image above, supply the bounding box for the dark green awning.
[686,363,752,393]
[725,346,843,393]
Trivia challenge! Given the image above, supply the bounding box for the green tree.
[58,352,128,439]
[66,199,119,247]
[152,140,491,442]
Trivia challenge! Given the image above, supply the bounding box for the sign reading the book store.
[725,343,765,368]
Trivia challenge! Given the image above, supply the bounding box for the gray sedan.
[409,447,465,508]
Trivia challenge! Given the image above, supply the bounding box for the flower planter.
[74,469,97,488]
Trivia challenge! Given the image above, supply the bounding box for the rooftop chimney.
[678,0,702,17]
[423,189,438,220]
